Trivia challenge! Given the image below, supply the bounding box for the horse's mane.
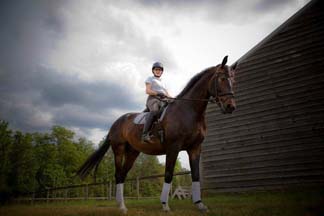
[176,67,214,98]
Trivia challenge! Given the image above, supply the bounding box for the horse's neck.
[178,72,213,116]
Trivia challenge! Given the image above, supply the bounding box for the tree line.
[0,120,190,203]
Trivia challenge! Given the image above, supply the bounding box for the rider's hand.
[157,92,166,98]
[167,98,175,104]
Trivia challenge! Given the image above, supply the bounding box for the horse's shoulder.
[122,112,140,120]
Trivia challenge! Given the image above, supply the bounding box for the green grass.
[1,189,324,216]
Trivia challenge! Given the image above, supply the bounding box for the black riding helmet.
[152,62,164,71]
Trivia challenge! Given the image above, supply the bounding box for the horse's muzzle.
[225,104,235,113]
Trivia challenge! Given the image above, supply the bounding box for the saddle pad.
[133,105,169,125]
[133,112,149,125]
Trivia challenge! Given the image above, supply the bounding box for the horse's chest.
[191,129,205,141]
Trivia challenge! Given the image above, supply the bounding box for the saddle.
[134,102,168,124]
[133,104,169,143]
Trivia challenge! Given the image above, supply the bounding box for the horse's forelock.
[215,64,230,74]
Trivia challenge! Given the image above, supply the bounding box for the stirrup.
[142,133,153,143]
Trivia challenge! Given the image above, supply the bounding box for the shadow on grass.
[1,189,323,216]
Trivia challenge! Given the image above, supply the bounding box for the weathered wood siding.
[201,0,324,192]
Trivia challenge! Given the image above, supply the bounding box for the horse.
[77,56,237,213]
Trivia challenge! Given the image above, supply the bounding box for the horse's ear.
[221,56,228,68]
[232,61,238,70]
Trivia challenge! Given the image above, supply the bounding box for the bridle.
[209,72,234,98]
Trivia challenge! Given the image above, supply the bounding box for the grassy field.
[1,189,324,216]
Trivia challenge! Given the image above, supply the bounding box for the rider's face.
[153,68,163,77]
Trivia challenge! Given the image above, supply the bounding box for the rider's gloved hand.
[157,92,166,98]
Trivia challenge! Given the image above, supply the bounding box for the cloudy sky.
[0,0,310,169]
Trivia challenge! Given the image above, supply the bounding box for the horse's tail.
[77,135,111,180]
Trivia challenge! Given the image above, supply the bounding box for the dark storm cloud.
[0,1,144,133]
[32,68,138,111]
[0,64,141,131]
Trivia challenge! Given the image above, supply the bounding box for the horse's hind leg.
[121,145,140,180]
[113,145,127,214]
[114,143,139,214]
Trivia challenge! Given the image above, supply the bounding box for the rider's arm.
[145,83,159,96]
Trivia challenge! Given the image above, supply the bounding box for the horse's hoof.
[162,203,171,212]
[196,202,209,213]
[120,207,128,214]
[119,204,128,215]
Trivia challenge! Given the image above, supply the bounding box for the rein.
[163,92,234,104]
[167,97,217,103]
[154,96,216,103]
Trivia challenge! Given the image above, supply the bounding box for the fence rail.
[14,171,191,204]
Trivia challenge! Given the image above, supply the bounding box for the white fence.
[14,171,191,204]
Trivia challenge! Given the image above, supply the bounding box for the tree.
[0,120,190,201]
[51,126,80,184]
[7,132,37,195]
[33,132,63,189]
[0,121,13,202]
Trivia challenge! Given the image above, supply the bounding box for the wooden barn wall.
[201,0,324,192]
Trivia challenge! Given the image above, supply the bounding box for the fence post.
[46,189,50,204]
[32,191,35,205]
[136,177,140,199]
[83,185,85,200]
[86,184,89,200]
[106,182,108,200]
[102,183,105,199]
[32,179,36,205]
[84,184,89,200]
[113,183,115,199]
[65,189,68,203]
[109,181,112,200]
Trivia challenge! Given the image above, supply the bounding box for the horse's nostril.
[226,104,235,113]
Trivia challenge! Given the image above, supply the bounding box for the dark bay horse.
[77,56,237,213]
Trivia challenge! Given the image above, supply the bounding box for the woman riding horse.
[77,56,237,214]
[142,62,172,143]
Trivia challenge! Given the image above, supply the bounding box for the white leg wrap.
[192,181,201,203]
[116,183,124,204]
[160,182,171,203]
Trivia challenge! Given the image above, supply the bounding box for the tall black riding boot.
[142,112,156,143]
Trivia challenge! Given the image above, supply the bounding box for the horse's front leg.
[161,150,179,212]
[187,145,209,212]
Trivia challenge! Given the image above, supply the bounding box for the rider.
[142,62,171,143]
